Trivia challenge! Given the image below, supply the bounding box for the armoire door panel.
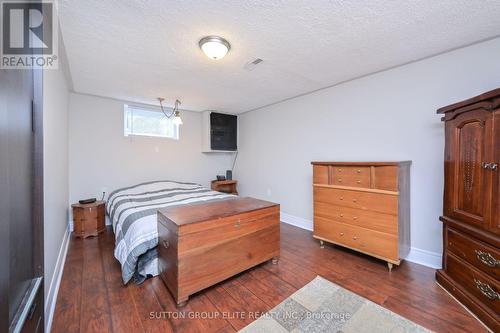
[445,110,493,228]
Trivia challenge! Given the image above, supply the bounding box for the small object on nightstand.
[79,197,96,205]
[216,175,226,181]
[211,180,238,195]
[71,200,106,238]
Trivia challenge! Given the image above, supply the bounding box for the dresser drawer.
[314,217,398,261]
[313,165,329,184]
[447,228,500,280]
[314,186,398,215]
[331,166,370,188]
[314,202,397,234]
[373,166,398,191]
[332,166,370,176]
[446,253,500,315]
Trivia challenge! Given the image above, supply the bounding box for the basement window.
[124,104,179,140]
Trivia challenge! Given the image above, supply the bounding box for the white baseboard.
[280,212,313,231]
[280,211,442,269]
[45,225,71,332]
[406,247,442,269]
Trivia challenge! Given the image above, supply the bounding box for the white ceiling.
[59,0,500,113]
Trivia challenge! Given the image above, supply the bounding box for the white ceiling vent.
[244,58,264,71]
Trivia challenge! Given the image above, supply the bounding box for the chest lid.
[158,197,279,228]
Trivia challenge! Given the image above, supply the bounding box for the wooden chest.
[311,161,411,271]
[71,200,106,238]
[435,88,500,332]
[157,197,280,306]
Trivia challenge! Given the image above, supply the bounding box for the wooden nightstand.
[211,180,238,195]
[71,200,106,238]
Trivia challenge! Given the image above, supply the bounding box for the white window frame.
[124,104,179,140]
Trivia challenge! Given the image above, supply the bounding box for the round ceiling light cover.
[199,36,231,60]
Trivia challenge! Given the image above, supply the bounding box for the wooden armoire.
[436,88,500,332]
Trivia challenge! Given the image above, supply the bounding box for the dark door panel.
[443,109,493,228]
[0,65,44,332]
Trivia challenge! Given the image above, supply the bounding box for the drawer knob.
[338,178,342,182]
[475,250,500,267]
[353,199,358,203]
[235,219,241,227]
[340,232,344,236]
[339,197,344,200]
[482,162,498,170]
[340,214,344,217]
[474,278,500,300]
[162,240,170,249]
[353,236,358,240]
[356,180,361,184]
[357,169,361,173]
[353,216,358,220]
[338,168,342,172]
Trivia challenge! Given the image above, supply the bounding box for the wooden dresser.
[435,89,500,332]
[311,161,411,271]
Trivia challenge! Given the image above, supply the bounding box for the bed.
[106,180,235,284]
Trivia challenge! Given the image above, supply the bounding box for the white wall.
[68,93,234,205]
[235,37,500,264]
[43,33,71,330]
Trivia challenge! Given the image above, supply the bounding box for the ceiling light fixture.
[199,36,231,60]
[158,98,183,125]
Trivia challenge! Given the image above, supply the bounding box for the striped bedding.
[107,180,235,284]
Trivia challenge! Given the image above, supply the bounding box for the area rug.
[239,276,432,333]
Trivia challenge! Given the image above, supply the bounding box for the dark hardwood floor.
[52,223,488,333]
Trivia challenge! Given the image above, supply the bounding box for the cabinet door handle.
[481,162,491,169]
[490,163,498,171]
[235,219,240,227]
[475,250,500,267]
[162,240,169,249]
[474,278,500,300]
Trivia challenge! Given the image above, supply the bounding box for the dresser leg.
[272,256,279,265]
[320,240,325,249]
[387,262,393,272]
